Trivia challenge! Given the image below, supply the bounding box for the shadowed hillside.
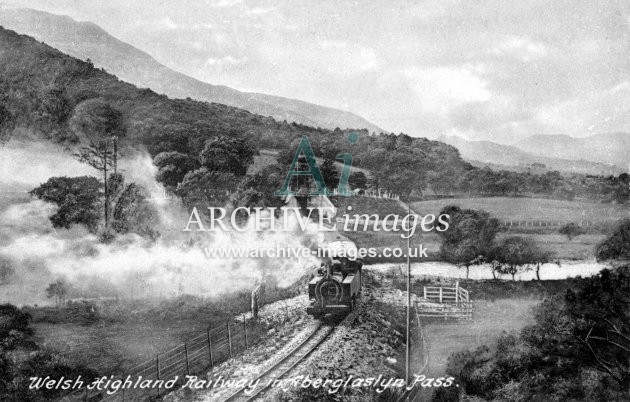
[438,135,624,175]
[0,7,384,134]
[0,26,470,188]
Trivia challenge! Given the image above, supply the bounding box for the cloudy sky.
[6,0,630,143]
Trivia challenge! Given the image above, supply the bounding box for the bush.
[559,222,586,241]
[444,266,630,400]
[596,218,630,261]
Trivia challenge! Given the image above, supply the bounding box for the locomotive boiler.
[307,240,362,318]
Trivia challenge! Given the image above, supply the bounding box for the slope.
[438,135,623,175]
[0,7,384,134]
[513,132,629,169]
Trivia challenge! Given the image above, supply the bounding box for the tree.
[70,99,124,142]
[596,218,630,261]
[440,240,485,280]
[74,142,115,228]
[0,102,14,143]
[614,173,629,204]
[348,171,368,191]
[531,247,555,281]
[319,159,339,191]
[154,151,199,188]
[493,236,538,281]
[0,304,33,351]
[199,136,255,176]
[176,167,239,207]
[70,99,125,229]
[438,206,500,278]
[235,164,285,209]
[30,176,102,232]
[559,222,586,241]
[46,280,68,307]
[111,181,159,240]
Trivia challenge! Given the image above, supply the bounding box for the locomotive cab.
[307,241,362,318]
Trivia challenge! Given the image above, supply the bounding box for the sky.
[5,0,630,143]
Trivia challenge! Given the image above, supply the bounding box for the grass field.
[411,197,629,224]
[420,298,538,380]
[345,230,602,262]
[32,318,211,374]
[330,195,408,216]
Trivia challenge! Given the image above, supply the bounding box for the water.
[367,260,611,281]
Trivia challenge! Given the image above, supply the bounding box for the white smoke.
[0,142,320,306]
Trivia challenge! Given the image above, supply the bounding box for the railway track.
[222,322,334,402]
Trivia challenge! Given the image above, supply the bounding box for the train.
[306,240,363,318]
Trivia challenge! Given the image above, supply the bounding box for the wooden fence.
[419,282,473,320]
[61,317,252,402]
[502,220,595,228]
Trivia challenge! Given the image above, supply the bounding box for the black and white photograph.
[0,1,628,401]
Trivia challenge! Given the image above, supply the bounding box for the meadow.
[344,227,603,262]
[339,196,626,262]
[411,196,629,224]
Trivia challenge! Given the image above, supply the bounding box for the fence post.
[227,321,233,358]
[439,287,443,303]
[207,327,214,368]
[455,282,459,306]
[156,355,160,397]
[423,287,427,299]
[184,343,190,375]
[243,314,248,349]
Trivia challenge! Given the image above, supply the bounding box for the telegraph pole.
[405,202,411,385]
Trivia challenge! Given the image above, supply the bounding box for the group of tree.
[31,172,158,241]
[596,218,630,261]
[29,96,159,241]
[438,205,554,280]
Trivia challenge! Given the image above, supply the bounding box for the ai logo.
[275,132,359,196]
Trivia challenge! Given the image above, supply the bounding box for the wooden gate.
[419,282,473,320]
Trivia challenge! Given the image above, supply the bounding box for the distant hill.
[0,7,384,134]
[513,132,629,169]
[438,135,624,175]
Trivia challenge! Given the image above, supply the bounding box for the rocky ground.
[164,293,315,402]
[165,270,432,402]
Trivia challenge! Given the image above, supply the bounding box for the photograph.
[0,1,628,401]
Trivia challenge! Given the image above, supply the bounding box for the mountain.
[0,25,467,184]
[0,7,384,134]
[438,135,624,175]
[513,132,629,169]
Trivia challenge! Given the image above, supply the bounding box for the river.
[366,260,611,281]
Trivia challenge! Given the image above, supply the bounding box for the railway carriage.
[307,240,362,318]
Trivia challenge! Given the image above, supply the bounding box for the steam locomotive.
[306,241,363,318]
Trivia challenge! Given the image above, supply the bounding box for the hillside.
[513,132,629,169]
[0,26,467,184]
[0,7,384,134]
[438,135,623,175]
